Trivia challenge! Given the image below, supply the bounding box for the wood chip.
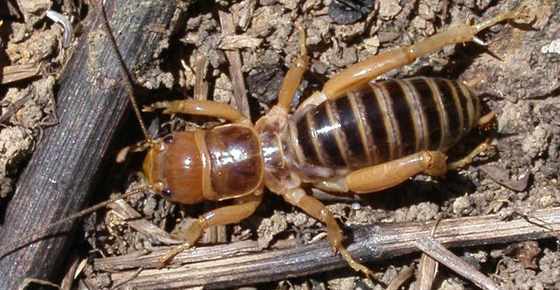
[1,63,41,84]
[480,165,531,192]
[219,35,262,50]
[386,266,414,290]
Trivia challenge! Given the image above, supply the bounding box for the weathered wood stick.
[218,10,251,118]
[96,207,560,289]
[414,237,500,290]
[0,1,180,288]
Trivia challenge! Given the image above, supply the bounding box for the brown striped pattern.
[293,77,480,169]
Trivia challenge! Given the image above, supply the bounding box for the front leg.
[159,193,262,265]
[144,99,249,124]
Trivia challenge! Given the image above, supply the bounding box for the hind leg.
[311,5,531,102]
[448,111,497,170]
[343,151,448,194]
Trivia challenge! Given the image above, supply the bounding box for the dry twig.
[93,206,560,289]
[415,237,500,290]
[417,252,439,290]
[218,10,251,118]
[386,266,414,290]
[1,63,41,84]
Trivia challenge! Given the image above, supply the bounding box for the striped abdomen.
[291,77,481,170]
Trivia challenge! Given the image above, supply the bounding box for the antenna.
[0,1,154,261]
[96,0,151,141]
[0,188,146,260]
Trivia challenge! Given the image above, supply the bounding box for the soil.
[1,0,559,289]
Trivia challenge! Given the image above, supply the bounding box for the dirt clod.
[0,127,33,198]
[257,210,288,249]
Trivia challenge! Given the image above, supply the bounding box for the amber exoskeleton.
[139,5,530,276]
[291,78,480,173]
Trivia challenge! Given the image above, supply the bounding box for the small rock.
[328,0,375,25]
[463,250,488,270]
[0,126,34,198]
[378,0,401,20]
[417,2,435,20]
[214,73,234,103]
[411,16,435,35]
[307,16,331,46]
[6,25,59,64]
[277,0,301,10]
[333,21,366,42]
[327,276,356,290]
[142,196,157,217]
[259,0,277,5]
[320,42,357,68]
[286,211,316,227]
[359,35,380,56]
[452,195,473,216]
[522,124,551,159]
[413,202,439,221]
[439,277,466,290]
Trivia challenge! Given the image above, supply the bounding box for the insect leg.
[478,111,496,129]
[277,25,309,111]
[144,99,248,123]
[345,151,448,193]
[280,187,373,277]
[320,5,530,100]
[448,111,496,170]
[159,192,263,265]
[448,139,492,170]
[292,91,326,120]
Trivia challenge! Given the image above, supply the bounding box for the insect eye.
[161,188,173,197]
[163,135,174,144]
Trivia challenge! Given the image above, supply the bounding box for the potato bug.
[138,5,530,275]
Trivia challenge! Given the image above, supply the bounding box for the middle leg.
[448,111,497,170]
[276,25,310,111]
[279,187,373,276]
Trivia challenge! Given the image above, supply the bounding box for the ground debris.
[218,34,263,50]
[14,0,51,27]
[378,0,402,20]
[480,164,531,192]
[0,127,33,198]
[257,210,288,249]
